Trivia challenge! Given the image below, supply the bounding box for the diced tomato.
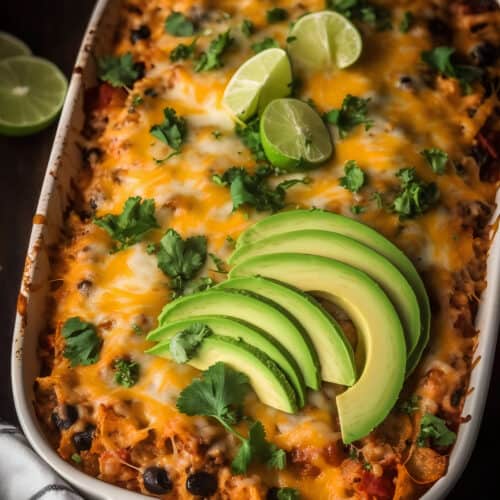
[359,472,394,499]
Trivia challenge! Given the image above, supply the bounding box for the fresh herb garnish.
[324,95,373,138]
[165,12,195,37]
[209,253,227,273]
[392,168,439,218]
[156,229,207,297]
[340,160,366,192]
[371,191,384,208]
[132,323,143,335]
[184,276,216,294]
[114,358,140,387]
[251,37,279,54]
[71,453,82,464]
[195,30,233,72]
[267,8,288,23]
[130,94,144,108]
[226,235,236,246]
[177,362,286,474]
[399,394,420,414]
[150,107,187,158]
[417,413,456,447]
[399,11,414,33]
[170,39,197,62]
[421,148,448,175]
[236,117,266,161]
[421,46,483,94]
[242,19,255,37]
[213,166,309,212]
[327,0,392,30]
[351,205,365,214]
[286,36,297,44]
[62,317,101,367]
[212,130,223,139]
[169,323,212,363]
[274,488,301,500]
[97,52,139,88]
[94,196,159,252]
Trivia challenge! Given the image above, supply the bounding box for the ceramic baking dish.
[10,0,500,498]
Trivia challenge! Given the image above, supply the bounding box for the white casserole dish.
[10,0,500,498]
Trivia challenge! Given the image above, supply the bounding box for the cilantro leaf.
[417,413,456,447]
[169,323,212,363]
[150,107,187,153]
[392,168,439,218]
[213,166,309,212]
[399,394,420,414]
[421,46,483,94]
[195,30,233,72]
[242,19,255,37]
[209,253,227,273]
[251,37,279,54]
[421,148,448,175]
[165,12,195,37]
[236,118,266,161]
[275,488,301,500]
[170,39,197,62]
[184,276,216,294]
[114,358,140,387]
[327,0,392,30]
[97,52,139,88]
[399,11,413,33]
[351,204,365,214]
[94,196,159,252]
[324,95,373,138]
[156,229,207,297]
[267,8,288,23]
[62,317,101,367]
[340,160,366,192]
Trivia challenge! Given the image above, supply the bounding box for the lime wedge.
[0,56,68,136]
[223,48,292,122]
[0,31,31,60]
[287,11,362,70]
[260,98,333,170]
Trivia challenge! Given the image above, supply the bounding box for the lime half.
[0,31,31,60]
[260,98,333,170]
[223,48,292,122]
[0,56,68,136]
[287,11,362,70]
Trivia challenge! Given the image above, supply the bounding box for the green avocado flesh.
[147,315,302,398]
[149,335,298,413]
[217,276,356,386]
[230,230,420,362]
[234,209,430,374]
[157,290,319,403]
[229,253,406,443]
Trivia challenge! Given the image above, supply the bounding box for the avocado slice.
[230,230,420,361]
[216,277,356,386]
[234,209,430,374]
[148,335,298,413]
[229,253,406,443]
[147,315,303,399]
[157,290,318,403]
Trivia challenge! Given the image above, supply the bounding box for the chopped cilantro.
[421,46,483,94]
[146,242,157,255]
[71,453,82,464]
[169,323,212,363]
[351,205,365,214]
[286,36,297,43]
[150,107,187,157]
[251,37,279,53]
[195,30,233,72]
[213,166,309,212]
[226,235,236,246]
[212,130,223,139]
[340,160,366,192]
[177,362,286,474]
[97,52,139,88]
[399,11,414,33]
[371,191,384,208]
[267,8,288,23]
[417,413,457,447]
[392,168,439,218]
[242,19,255,37]
[399,394,420,414]
[131,323,143,335]
[184,276,216,294]
[209,253,227,273]
[156,229,207,297]
[130,94,144,108]
[62,317,101,367]
[421,148,448,175]
[170,39,197,62]
[236,117,266,161]
[363,462,372,471]
[165,12,195,37]
[275,488,301,500]
[114,358,140,387]
[327,0,392,30]
[324,95,373,138]
[94,196,159,252]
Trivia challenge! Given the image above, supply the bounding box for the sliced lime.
[0,31,31,60]
[223,48,292,122]
[287,11,362,70]
[260,98,333,170]
[0,56,68,136]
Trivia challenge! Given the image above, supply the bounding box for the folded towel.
[0,422,84,500]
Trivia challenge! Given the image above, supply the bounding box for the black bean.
[134,61,146,81]
[427,18,452,42]
[266,487,280,500]
[130,25,151,44]
[52,404,78,430]
[143,467,173,494]
[470,42,498,67]
[72,425,95,451]
[186,471,218,496]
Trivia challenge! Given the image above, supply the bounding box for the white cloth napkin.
[0,422,84,500]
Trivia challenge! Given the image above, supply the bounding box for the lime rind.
[0,31,31,60]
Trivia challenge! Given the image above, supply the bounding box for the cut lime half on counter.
[223,48,292,122]
[0,31,31,60]
[0,56,68,136]
[287,11,362,70]
[260,98,333,170]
